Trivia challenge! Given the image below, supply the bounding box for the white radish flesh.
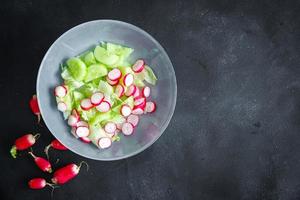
[127,114,139,127]
[122,122,134,136]
[104,122,117,133]
[132,59,145,73]
[80,99,93,110]
[134,97,146,107]
[96,101,111,112]
[123,73,134,86]
[132,108,144,115]
[106,76,119,86]
[90,92,104,106]
[75,126,90,137]
[108,68,122,81]
[142,86,151,98]
[76,121,89,128]
[68,115,79,126]
[125,85,136,97]
[121,105,132,117]
[54,86,67,97]
[145,101,156,113]
[133,87,140,98]
[98,137,112,149]
[115,84,125,97]
[57,102,67,112]
[71,109,80,120]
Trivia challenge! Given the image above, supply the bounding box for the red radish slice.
[75,126,90,137]
[132,59,145,73]
[29,95,41,123]
[71,109,80,120]
[122,122,134,136]
[115,84,125,97]
[121,104,132,117]
[106,76,119,86]
[80,99,93,110]
[132,108,144,115]
[125,85,137,97]
[134,97,146,107]
[133,87,140,98]
[108,68,122,81]
[10,133,40,158]
[98,137,112,149]
[68,115,79,126]
[145,101,157,113]
[123,73,134,86]
[142,86,151,98]
[76,121,89,128]
[80,137,91,143]
[96,101,111,112]
[127,114,139,127]
[54,85,67,97]
[104,122,117,133]
[90,92,104,106]
[57,102,67,112]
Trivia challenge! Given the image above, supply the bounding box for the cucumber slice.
[84,52,96,66]
[84,64,108,82]
[94,46,119,66]
[67,57,87,81]
[144,65,158,85]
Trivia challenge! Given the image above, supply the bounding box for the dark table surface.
[1,0,300,199]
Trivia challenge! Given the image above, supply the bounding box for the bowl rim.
[36,19,177,161]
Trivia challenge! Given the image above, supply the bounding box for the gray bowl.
[37,20,177,161]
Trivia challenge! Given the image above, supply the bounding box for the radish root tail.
[78,161,89,172]
[44,144,51,160]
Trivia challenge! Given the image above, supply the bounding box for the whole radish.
[29,95,41,123]
[28,152,52,173]
[44,139,68,159]
[28,178,56,189]
[10,133,40,158]
[51,162,88,185]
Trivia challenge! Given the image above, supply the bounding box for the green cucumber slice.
[84,52,96,66]
[67,57,87,81]
[84,64,108,82]
[94,46,119,66]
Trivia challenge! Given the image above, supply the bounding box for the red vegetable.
[29,95,41,123]
[28,152,52,173]
[10,133,40,158]
[28,178,56,190]
[44,139,68,159]
[51,162,88,185]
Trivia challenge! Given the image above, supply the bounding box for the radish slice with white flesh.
[80,99,93,110]
[98,137,112,149]
[54,85,67,97]
[96,101,111,112]
[108,68,122,81]
[132,59,145,73]
[115,84,125,97]
[68,115,79,126]
[71,127,78,138]
[71,109,80,120]
[133,87,140,98]
[76,121,89,128]
[75,126,90,137]
[90,92,104,106]
[142,86,151,98]
[123,73,134,86]
[122,122,134,136]
[80,137,91,143]
[106,76,119,86]
[127,114,139,127]
[132,108,144,115]
[57,102,67,112]
[121,104,132,117]
[125,85,136,97]
[134,97,146,107]
[104,122,117,133]
[145,101,157,113]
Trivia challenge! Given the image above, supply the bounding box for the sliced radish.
[71,109,80,120]
[80,137,91,143]
[132,59,145,73]
[80,99,93,110]
[57,102,67,112]
[106,76,119,86]
[123,73,134,86]
[104,122,117,133]
[116,122,123,130]
[134,97,146,107]
[108,68,122,81]
[68,115,79,126]
[122,122,134,136]
[96,101,111,112]
[76,121,89,128]
[127,114,139,127]
[106,131,115,138]
[54,85,67,97]
[90,92,104,106]
[75,126,90,137]
[115,84,125,97]
[133,87,140,98]
[98,137,112,149]
[142,86,151,98]
[145,101,157,113]
[125,85,137,97]
[121,104,132,117]
[132,108,144,115]
[71,127,78,138]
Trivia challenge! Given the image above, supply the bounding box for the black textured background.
[1,0,300,199]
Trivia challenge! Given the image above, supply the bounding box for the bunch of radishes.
[10,95,88,192]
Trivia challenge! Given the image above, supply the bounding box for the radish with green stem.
[10,133,40,158]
